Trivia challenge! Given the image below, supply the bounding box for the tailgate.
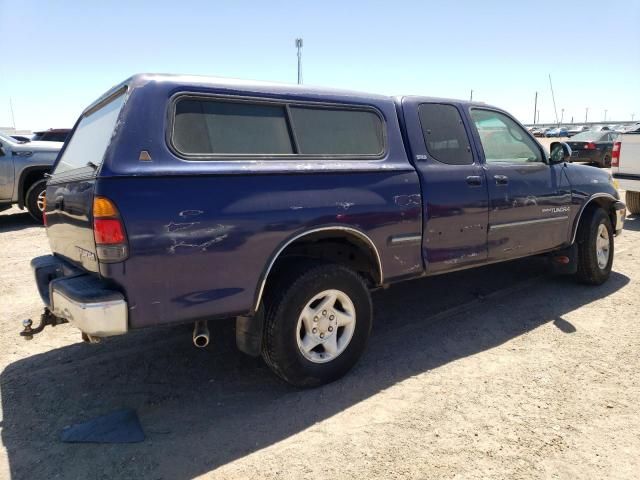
[45,89,127,272]
[617,133,640,175]
[46,179,99,272]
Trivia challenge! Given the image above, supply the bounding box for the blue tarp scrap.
[60,408,145,443]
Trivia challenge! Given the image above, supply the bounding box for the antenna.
[9,98,16,130]
[548,74,559,126]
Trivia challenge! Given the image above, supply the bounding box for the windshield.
[571,131,607,141]
[53,91,126,175]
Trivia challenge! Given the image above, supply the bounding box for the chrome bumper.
[614,201,626,235]
[31,255,128,337]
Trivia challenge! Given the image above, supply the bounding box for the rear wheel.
[25,179,47,223]
[262,263,372,387]
[575,208,614,285]
[626,191,640,215]
[601,155,611,168]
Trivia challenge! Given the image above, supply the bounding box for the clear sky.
[1,0,639,131]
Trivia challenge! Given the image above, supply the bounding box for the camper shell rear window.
[53,88,127,177]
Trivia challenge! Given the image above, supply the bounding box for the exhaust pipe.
[193,320,210,348]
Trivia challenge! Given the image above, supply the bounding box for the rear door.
[469,108,572,261]
[46,89,127,272]
[401,99,489,273]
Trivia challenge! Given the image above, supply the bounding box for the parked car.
[0,131,62,221]
[623,123,640,133]
[567,125,589,137]
[31,128,71,143]
[25,74,626,387]
[589,125,611,133]
[612,133,640,214]
[568,131,619,167]
[546,127,568,137]
[533,127,552,137]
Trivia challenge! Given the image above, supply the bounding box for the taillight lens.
[94,218,126,244]
[585,142,597,150]
[612,141,621,167]
[93,196,128,262]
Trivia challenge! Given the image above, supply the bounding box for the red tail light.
[93,196,128,262]
[585,142,597,150]
[94,218,126,244]
[612,141,621,167]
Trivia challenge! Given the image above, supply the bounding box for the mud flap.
[236,310,264,357]
[549,244,579,275]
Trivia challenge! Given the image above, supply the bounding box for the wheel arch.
[571,193,618,244]
[252,226,383,313]
[17,166,50,209]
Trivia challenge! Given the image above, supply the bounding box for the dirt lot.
[1,183,639,479]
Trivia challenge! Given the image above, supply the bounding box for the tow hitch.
[20,308,68,340]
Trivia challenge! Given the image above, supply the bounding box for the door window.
[418,103,473,165]
[471,109,543,164]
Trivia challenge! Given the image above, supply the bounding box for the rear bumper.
[31,255,128,337]
[570,150,603,163]
[613,173,640,192]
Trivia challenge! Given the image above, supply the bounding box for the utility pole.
[295,38,303,85]
[470,89,473,101]
[9,98,16,130]
[604,109,607,122]
[585,107,589,123]
[536,110,540,124]
[560,108,564,124]
[548,74,559,126]
[533,92,538,124]
[571,116,574,123]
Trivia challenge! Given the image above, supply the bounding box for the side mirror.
[550,141,571,164]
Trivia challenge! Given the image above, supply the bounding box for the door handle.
[466,175,482,186]
[494,175,509,185]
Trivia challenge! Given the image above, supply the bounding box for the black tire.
[626,191,640,215]
[575,208,614,285]
[262,262,372,388]
[601,155,611,168]
[25,179,47,223]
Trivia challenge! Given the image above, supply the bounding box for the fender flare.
[570,193,618,244]
[17,166,51,209]
[252,225,383,313]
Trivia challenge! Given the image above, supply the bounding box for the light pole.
[560,108,564,124]
[604,109,607,122]
[585,107,589,123]
[295,38,303,85]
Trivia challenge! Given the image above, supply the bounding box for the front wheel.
[575,208,614,285]
[25,179,47,223]
[262,263,372,387]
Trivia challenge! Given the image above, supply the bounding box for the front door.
[402,99,489,274]
[0,138,14,201]
[469,108,572,261]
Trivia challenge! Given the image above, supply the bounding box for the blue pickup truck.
[25,74,625,387]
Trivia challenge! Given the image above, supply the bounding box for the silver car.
[0,131,62,221]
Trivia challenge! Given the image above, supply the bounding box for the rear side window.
[289,107,384,155]
[418,103,473,165]
[54,91,126,175]
[171,97,385,158]
[173,99,294,155]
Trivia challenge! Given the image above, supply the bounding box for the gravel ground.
[1,181,639,479]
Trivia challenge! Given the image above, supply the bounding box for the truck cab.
[26,74,625,387]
